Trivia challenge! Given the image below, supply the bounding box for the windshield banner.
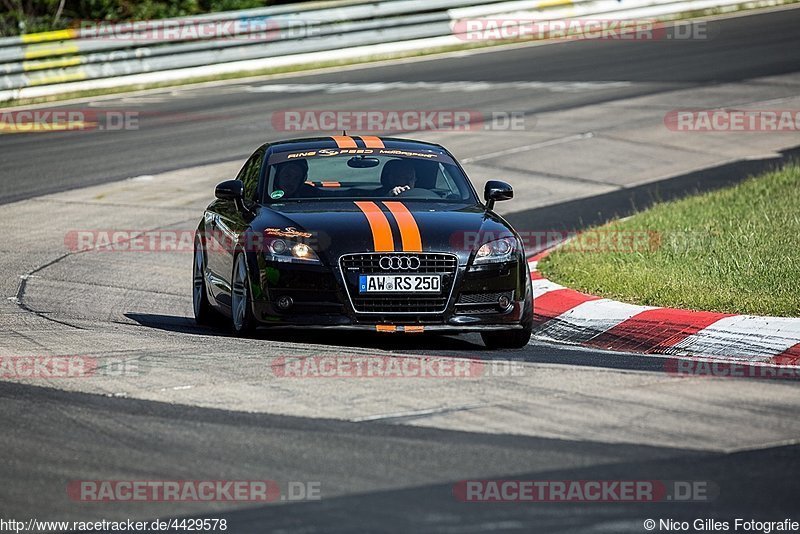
[268,147,456,165]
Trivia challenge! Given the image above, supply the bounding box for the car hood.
[251,201,517,266]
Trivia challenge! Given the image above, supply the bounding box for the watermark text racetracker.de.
[77,17,321,42]
[271,110,528,132]
[65,229,325,254]
[66,229,198,253]
[0,355,144,379]
[450,229,715,255]
[451,18,712,41]
[0,109,139,133]
[67,480,321,503]
[664,109,800,132]
[0,109,231,134]
[453,479,717,502]
[271,355,524,378]
[665,358,800,380]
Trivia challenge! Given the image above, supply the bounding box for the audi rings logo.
[379,256,421,270]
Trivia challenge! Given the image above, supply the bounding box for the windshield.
[262,149,477,203]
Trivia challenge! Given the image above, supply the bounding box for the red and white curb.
[528,254,800,366]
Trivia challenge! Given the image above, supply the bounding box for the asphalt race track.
[1,7,800,533]
[3,7,800,205]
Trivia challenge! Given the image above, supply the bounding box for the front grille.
[341,253,457,274]
[340,252,458,314]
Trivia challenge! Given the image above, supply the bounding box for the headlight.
[473,237,516,264]
[265,238,320,264]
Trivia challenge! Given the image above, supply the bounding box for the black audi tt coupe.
[193,135,533,349]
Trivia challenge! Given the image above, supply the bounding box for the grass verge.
[538,162,800,317]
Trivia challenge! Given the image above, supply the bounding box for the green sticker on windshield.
[270,190,285,199]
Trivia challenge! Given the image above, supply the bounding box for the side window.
[438,164,470,200]
[435,165,448,189]
[237,152,263,202]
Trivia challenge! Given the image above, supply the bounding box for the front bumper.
[249,252,530,332]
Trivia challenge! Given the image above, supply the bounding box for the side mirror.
[215,179,256,220]
[215,180,244,201]
[484,180,513,211]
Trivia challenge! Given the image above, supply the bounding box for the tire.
[231,252,257,336]
[193,236,220,326]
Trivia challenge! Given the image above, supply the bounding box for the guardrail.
[0,0,791,102]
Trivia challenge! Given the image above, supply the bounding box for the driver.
[380,159,417,196]
[273,160,316,198]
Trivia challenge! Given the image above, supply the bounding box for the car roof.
[265,136,449,154]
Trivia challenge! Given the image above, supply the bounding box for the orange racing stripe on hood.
[382,201,422,252]
[354,201,395,252]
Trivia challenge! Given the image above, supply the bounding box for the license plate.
[359,274,441,293]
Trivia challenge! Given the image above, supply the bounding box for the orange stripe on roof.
[359,136,385,148]
[354,201,395,252]
[376,325,397,333]
[382,201,422,252]
[331,135,357,148]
